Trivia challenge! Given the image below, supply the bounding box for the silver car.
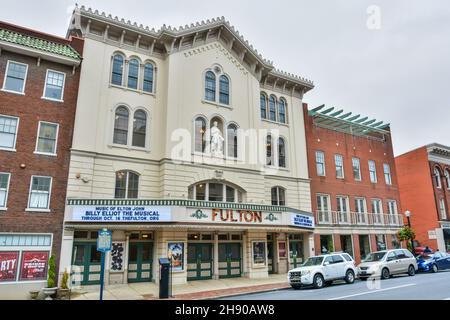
[358,249,418,280]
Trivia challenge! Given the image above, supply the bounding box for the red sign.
[19,251,49,281]
[0,252,19,282]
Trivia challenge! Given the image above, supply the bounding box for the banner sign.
[291,214,315,229]
[0,251,19,282]
[19,251,49,281]
[71,206,172,223]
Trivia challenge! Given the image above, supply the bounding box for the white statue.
[210,121,224,157]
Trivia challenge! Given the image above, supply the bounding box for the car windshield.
[417,254,432,260]
[363,252,386,262]
[303,256,324,266]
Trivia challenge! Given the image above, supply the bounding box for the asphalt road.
[220,270,450,300]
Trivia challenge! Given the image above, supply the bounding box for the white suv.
[288,253,357,289]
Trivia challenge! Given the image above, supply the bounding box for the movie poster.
[253,241,266,265]
[110,242,125,272]
[167,243,184,271]
[0,252,19,282]
[19,251,49,281]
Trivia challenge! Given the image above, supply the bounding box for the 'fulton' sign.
[188,208,284,226]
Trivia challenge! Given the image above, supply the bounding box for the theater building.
[395,143,450,252]
[304,104,404,264]
[0,21,83,298]
[60,6,315,287]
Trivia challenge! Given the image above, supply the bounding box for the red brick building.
[0,21,83,298]
[303,104,404,264]
[395,144,450,253]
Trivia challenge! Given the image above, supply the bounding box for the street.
[220,271,450,300]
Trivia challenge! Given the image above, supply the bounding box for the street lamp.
[405,210,415,255]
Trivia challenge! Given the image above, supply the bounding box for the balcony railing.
[316,211,404,227]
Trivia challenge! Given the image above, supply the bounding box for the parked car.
[417,251,450,273]
[414,246,433,256]
[358,249,418,280]
[287,252,357,289]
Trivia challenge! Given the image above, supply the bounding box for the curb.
[195,285,291,300]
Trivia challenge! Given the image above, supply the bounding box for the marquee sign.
[187,208,283,225]
[290,214,315,229]
[71,206,172,223]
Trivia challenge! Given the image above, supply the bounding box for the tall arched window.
[195,117,206,153]
[278,137,286,168]
[269,96,277,121]
[205,71,216,102]
[132,110,147,148]
[188,181,245,203]
[219,75,230,105]
[260,93,267,119]
[271,187,286,206]
[266,135,273,166]
[445,169,450,189]
[278,98,287,124]
[434,168,442,188]
[143,63,154,93]
[115,171,139,199]
[127,59,140,90]
[111,54,124,86]
[227,124,238,158]
[113,106,129,145]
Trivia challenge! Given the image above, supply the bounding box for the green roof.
[0,28,81,61]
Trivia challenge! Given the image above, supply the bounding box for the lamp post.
[167,251,173,298]
[405,210,415,255]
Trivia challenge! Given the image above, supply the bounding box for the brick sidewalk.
[143,282,290,300]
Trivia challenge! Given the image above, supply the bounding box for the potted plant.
[29,290,40,300]
[42,255,58,300]
[57,269,70,300]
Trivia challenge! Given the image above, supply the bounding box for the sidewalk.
[71,274,289,300]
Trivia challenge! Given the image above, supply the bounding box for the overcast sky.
[1,0,449,155]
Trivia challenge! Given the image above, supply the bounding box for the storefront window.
[320,235,334,254]
[340,235,354,257]
[376,234,387,251]
[391,234,401,249]
[444,229,450,252]
[359,235,371,260]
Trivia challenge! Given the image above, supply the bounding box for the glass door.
[187,243,213,281]
[219,243,242,278]
[128,242,153,283]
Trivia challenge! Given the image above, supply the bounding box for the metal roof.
[309,105,390,138]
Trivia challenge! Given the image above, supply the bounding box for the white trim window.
[204,66,230,106]
[0,115,19,151]
[335,154,344,179]
[316,151,325,176]
[383,163,392,185]
[336,196,349,223]
[112,106,149,149]
[439,199,447,220]
[271,187,286,206]
[387,200,399,225]
[35,122,59,156]
[352,157,361,181]
[355,197,367,224]
[0,173,11,209]
[368,160,377,183]
[115,171,139,199]
[27,176,52,211]
[188,182,245,203]
[445,170,450,189]
[371,199,383,224]
[2,60,28,94]
[43,70,66,101]
[434,168,442,189]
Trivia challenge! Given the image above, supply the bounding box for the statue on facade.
[210,121,224,157]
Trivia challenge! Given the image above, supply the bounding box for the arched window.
[278,99,287,124]
[113,106,129,145]
[219,75,230,105]
[195,117,206,153]
[227,124,238,158]
[278,137,286,168]
[260,93,267,119]
[266,135,273,166]
[127,59,140,90]
[271,187,286,206]
[445,169,450,189]
[434,168,442,188]
[111,54,124,86]
[205,71,216,102]
[188,181,245,203]
[115,171,139,199]
[132,110,147,148]
[269,96,277,121]
[143,63,154,93]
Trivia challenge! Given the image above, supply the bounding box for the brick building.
[395,143,450,253]
[304,104,404,264]
[0,21,83,298]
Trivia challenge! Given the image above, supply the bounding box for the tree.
[398,227,416,252]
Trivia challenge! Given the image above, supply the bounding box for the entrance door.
[187,243,213,281]
[267,242,274,274]
[289,241,304,269]
[219,243,242,278]
[71,242,102,286]
[128,242,153,283]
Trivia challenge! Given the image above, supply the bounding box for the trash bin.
[159,258,171,299]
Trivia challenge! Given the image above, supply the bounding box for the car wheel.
[313,274,324,289]
[408,265,416,276]
[291,285,302,290]
[325,281,333,286]
[381,268,390,280]
[432,264,438,273]
[345,270,355,284]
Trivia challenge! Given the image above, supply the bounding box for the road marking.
[328,283,416,300]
